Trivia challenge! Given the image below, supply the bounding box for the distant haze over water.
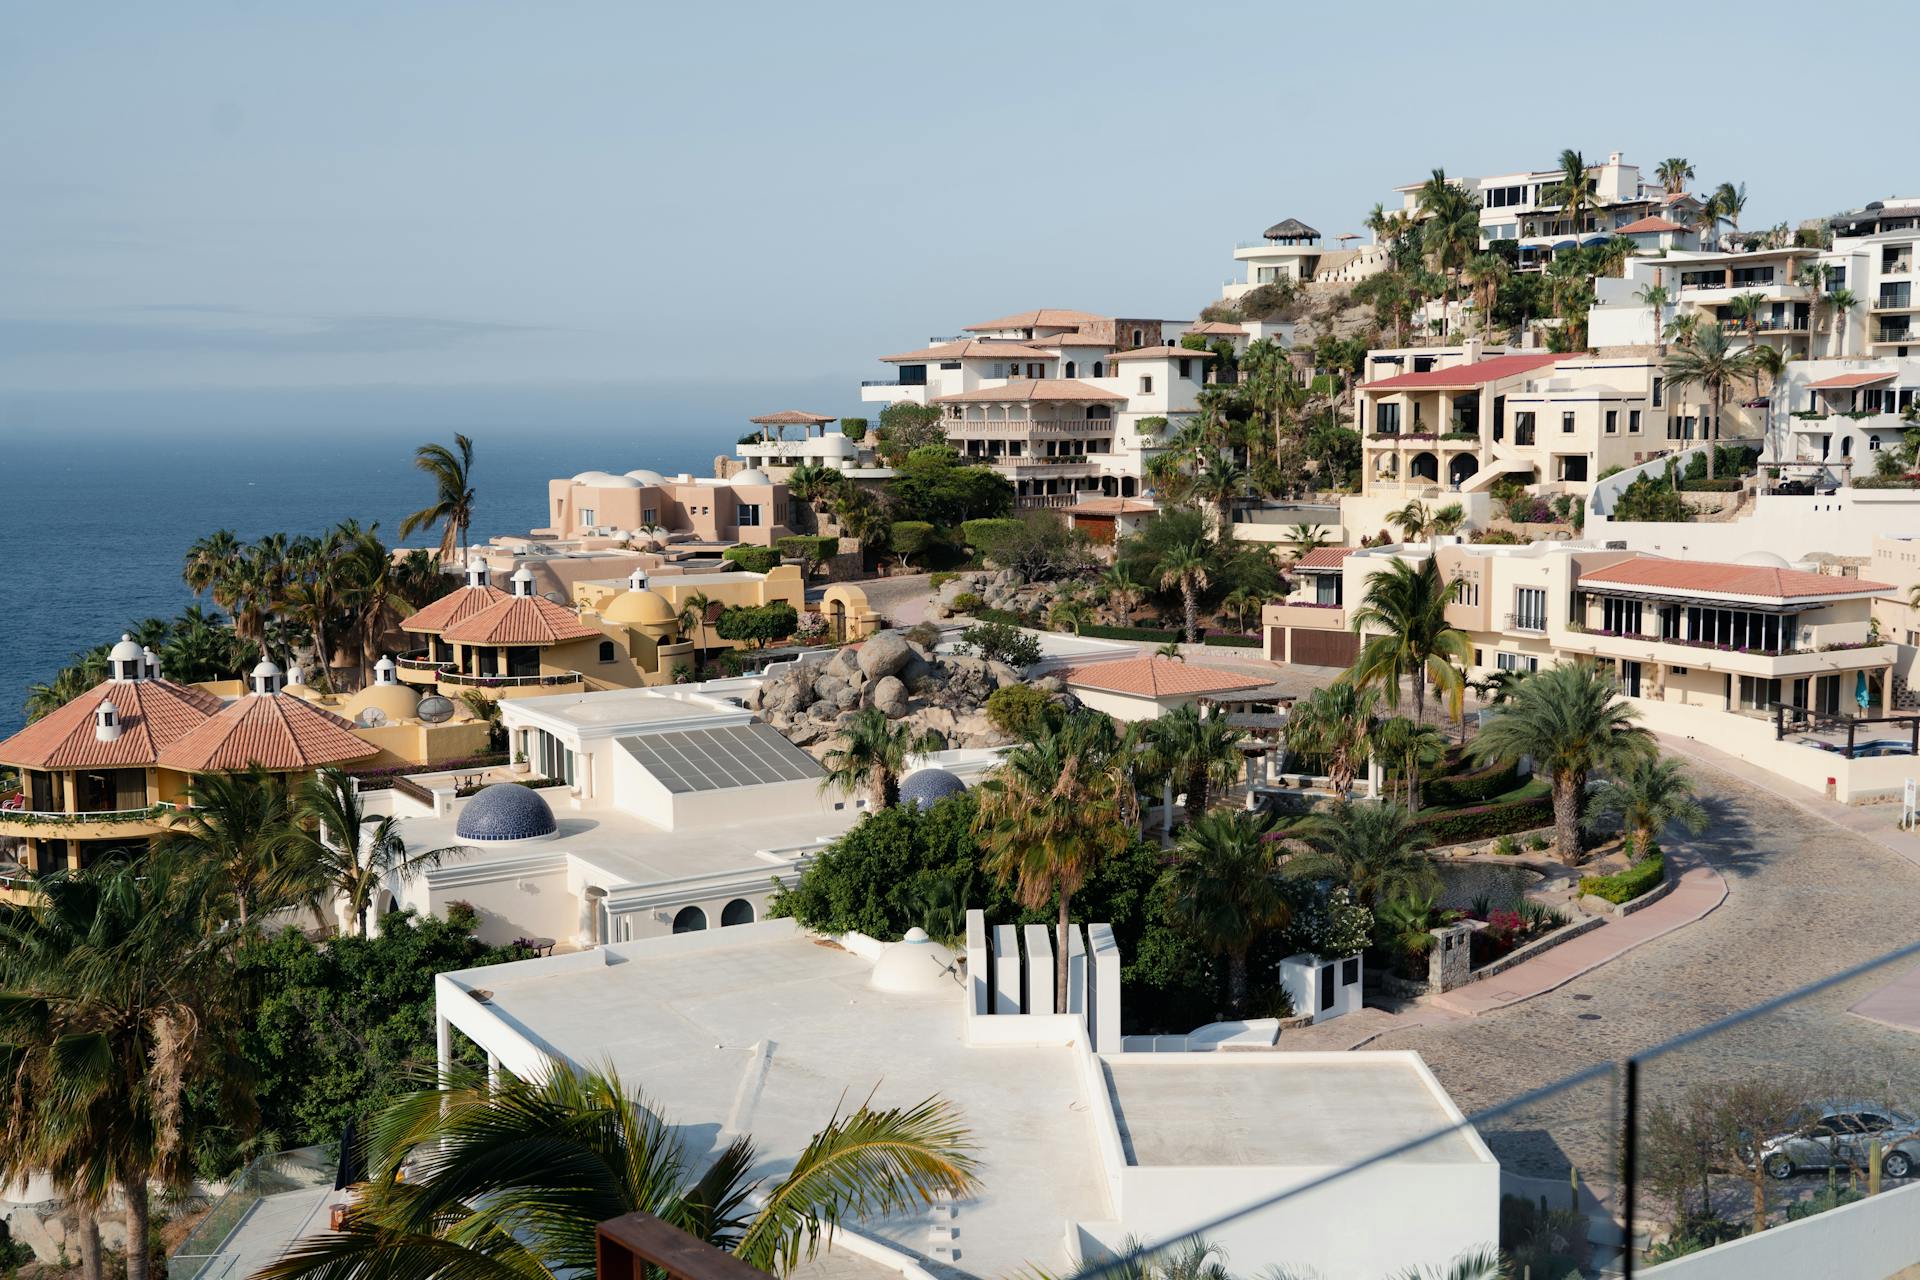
[0,378,846,737]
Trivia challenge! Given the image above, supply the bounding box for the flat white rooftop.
[503,686,743,731]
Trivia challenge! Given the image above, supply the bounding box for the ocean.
[0,422,736,738]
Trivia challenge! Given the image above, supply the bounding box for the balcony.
[438,669,585,691]
[948,419,1115,438]
[0,800,176,839]
[1873,326,1915,345]
[1261,600,1348,630]
[1561,628,1897,679]
[1503,612,1549,634]
[1874,291,1915,312]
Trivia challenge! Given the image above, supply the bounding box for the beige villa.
[545,466,794,547]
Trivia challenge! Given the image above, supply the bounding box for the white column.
[487,1052,500,1090]
[1244,755,1257,809]
[435,1013,452,1087]
[576,892,596,948]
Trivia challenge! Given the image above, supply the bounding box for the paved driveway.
[1368,757,1920,1182]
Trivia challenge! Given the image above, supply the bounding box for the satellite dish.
[543,591,568,604]
[416,695,455,725]
[355,707,390,729]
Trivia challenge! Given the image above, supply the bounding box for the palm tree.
[973,711,1137,1013]
[1827,287,1858,356]
[1463,254,1509,334]
[1726,291,1767,349]
[1141,704,1244,824]
[1349,555,1470,732]
[1545,149,1593,237]
[1468,662,1653,862]
[1285,523,1330,564]
[0,858,252,1280]
[678,591,714,657]
[259,1064,975,1280]
[1418,169,1481,309]
[1427,502,1465,549]
[1222,586,1261,632]
[1657,157,1695,196]
[285,768,457,935]
[1155,638,1186,660]
[1586,753,1707,858]
[0,1045,106,1280]
[1663,310,1702,351]
[1389,501,1431,545]
[1692,194,1723,250]
[398,433,477,565]
[1664,326,1761,478]
[1155,537,1213,645]
[820,707,940,811]
[1635,281,1672,353]
[1100,562,1144,625]
[1371,716,1448,810]
[1290,800,1440,910]
[151,768,300,928]
[1049,597,1094,635]
[1713,181,1747,240]
[1163,810,1289,1015]
[1283,680,1380,798]
[182,529,241,598]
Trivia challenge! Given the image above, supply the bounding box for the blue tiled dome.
[898,768,966,811]
[456,783,558,842]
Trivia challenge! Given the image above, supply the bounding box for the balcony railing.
[397,652,452,673]
[1875,293,1915,311]
[438,670,585,689]
[0,800,176,828]
[1874,327,1915,343]
[948,419,1115,436]
[1504,612,1548,633]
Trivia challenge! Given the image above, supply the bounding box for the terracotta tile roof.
[1185,321,1246,336]
[401,584,512,634]
[748,409,837,424]
[1806,371,1897,390]
[1042,332,1116,347]
[932,379,1128,404]
[964,309,1108,332]
[0,678,224,770]
[157,693,377,773]
[441,594,601,645]
[1615,215,1687,235]
[1108,345,1215,362]
[1292,546,1358,570]
[1066,498,1157,515]
[879,340,1054,363]
[1361,352,1570,392]
[1578,556,1891,601]
[1059,658,1267,698]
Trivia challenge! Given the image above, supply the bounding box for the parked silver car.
[1759,1103,1920,1180]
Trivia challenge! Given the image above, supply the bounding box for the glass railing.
[1064,939,1920,1280]
[168,1145,338,1280]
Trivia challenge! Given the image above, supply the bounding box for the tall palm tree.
[1545,149,1593,236]
[1100,562,1144,625]
[820,707,941,811]
[151,768,300,928]
[1418,169,1481,308]
[285,768,457,935]
[1691,194,1722,250]
[973,711,1137,1013]
[1726,291,1767,349]
[182,529,241,598]
[1827,287,1858,357]
[678,591,714,657]
[1635,281,1672,354]
[399,433,478,565]
[1222,585,1261,632]
[1389,501,1431,545]
[259,1064,975,1280]
[1463,254,1509,334]
[1713,181,1747,240]
[1141,704,1244,824]
[1283,680,1380,798]
[1469,662,1653,862]
[1664,326,1761,478]
[1587,753,1707,858]
[1290,800,1439,910]
[0,858,253,1280]
[1657,157,1694,196]
[1348,554,1470,743]
[1155,537,1213,645]
[0,1044,105,1280]
[1163,810,1289,1015]
[1371,716,1448,811]
[1663,310,1702,351]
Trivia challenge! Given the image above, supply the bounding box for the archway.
[672,905,708,933]
[1121,476,1137,497]
[1410,452,1439,482]
[828,598,846,643]
[721,898,755,927]
[1448,454,1480,487]
[1064,360,1076,378]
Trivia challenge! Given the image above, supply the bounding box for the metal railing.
[1504,611,1549,633]
[437,670,584,688]
[0,800,176,826]
[1875,292,1914,311]
[168,1146,337,1280]
[597,1212,772,1280]
[1875,327,1916,343]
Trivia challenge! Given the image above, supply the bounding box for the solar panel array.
[618,723,826,793]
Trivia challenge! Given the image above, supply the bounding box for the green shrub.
[888,520,939,565]
[1202,633,1261,648]
[1526,834,1550,851]
[775,534,838,572]
[1079,622,1184,642]
[960,518,1022,551]
[1423,758,1523,807]
[1491,835,1520,857]
[837,416,868,438]
[1679,477,1741,493]
[1408,794,1553,846]
[713,601,800,648]
[929,571,961,590]
[985,683,1062,741]
[972,606,1030,627]
[950,591,986,613]
[722,544,781,574]
[1579,851,1665,904]
[959,620,1043,668]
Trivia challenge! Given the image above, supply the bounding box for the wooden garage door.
[1288,628,1358,669]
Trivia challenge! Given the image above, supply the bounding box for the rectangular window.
[579,508,596,527]
[1178,358,1192,378]
[939,361,962,371]
[736,503,761,527]
[1601,597,1643,634]
[1652,376,1664,407]
[1513,586,1547,632]
[1629,409,1642,434]
[1375,402,1401,434]
[1139,376,1153,394]
[1563,411,1576,434]
[1514,411,1536,446]
[1738,675,1781,711]
[1605,410,1618,434]
[1450,576,1478,607]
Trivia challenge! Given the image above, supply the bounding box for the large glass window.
[1513,587,1548,632]
[1601,597,1642,634]
[1375,402,1401,434]
[533,729,575,785]
[736,503,761,527]
[1514,412,1536,446]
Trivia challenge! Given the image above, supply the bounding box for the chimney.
[374,656,398,686]
[95,700,122,743]
[142,646,160,680]
[1462,336,1483,364]
[250,658,284,696]
[511,566,536,598]
[627,567,650,591]
[287,662,305,687]
[467,558,490,589]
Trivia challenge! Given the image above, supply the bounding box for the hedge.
[1408,794,1552,847]
[960,518,1022,550]
[973,606,1030,627]
[1579,850,1666,904]
[1202,633,1260,648]
[1422,758,1523,808]
[349,754,508,790]
[1079,623,1184,642]
[775,534,838,563]
[722,545,781,574]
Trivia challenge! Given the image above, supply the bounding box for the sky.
[1,0,1909,432]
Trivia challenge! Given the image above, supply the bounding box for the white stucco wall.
[1641,1179,1920,1279]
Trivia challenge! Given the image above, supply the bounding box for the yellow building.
[573,564,808,654]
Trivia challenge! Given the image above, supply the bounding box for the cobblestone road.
[1370,756,1920,1182]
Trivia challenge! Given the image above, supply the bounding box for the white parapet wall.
[1640,1179,1920,1279]
[991,924,1022,1015]
[1024,923,1055,1016]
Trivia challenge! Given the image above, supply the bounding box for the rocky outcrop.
[934,570,1063,621]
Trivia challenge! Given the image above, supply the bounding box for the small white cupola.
[286,661,305,687]
[250,657,285,696]
[511,566,536,598]
[466,558,490,589]
[627,567,649,591]
[141,646,160,680]
[374,656,398,686]
[109,634,145,682]
[94,699,122,743]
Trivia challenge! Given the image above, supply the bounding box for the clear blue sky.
[2,1,1905,421]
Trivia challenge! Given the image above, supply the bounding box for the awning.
[1807,371,1896,390]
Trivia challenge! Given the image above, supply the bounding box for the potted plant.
[511,751,530,776]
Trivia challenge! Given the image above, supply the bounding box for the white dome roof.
[109,634,144,663]
[625,469,666,485]
[573,470,640,488]
[815,434,860,458]
[251,658,283,680]
[730,468,774,487]
[1734,550,1792,568]
[869,928,960,994]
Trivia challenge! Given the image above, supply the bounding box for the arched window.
[1064,361,1076,378]
[1087,404,1111,420]
[1092,362,1105,377]
[1131,328,1143,347]
[721,898,755,927]
[597,640,616,663]
[672,905,708,933]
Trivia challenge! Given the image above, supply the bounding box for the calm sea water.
[0,425,729,738]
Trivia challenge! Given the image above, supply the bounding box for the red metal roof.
[1292,546,1358,570]
[441,594,601,645]
[1615,215,1687,235]
[156,693,377,773]
[0,678,224,770]
[401,584,511,634]
[1361,352,1569,392]
[1806,371,1897,390]
[1578,556,1890,601]
[1058,658,1267,698]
